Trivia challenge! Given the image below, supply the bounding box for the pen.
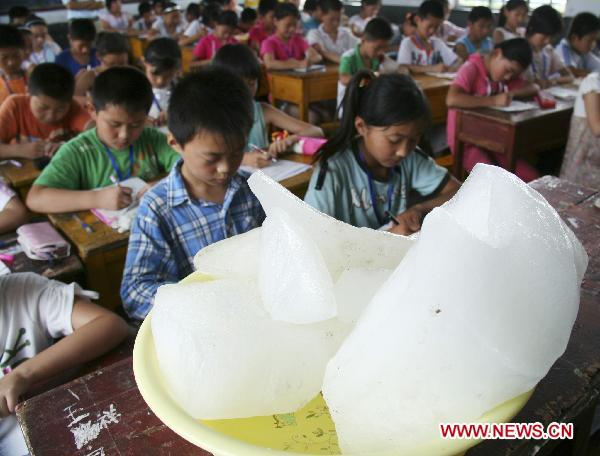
[249,143,277,162]
[73,214,94,234]
[384,210,400,226]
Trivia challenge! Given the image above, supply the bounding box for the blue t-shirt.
[455,35,493,56]
[304,146,448,229]
[55,49,100,76]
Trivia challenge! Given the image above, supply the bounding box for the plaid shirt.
[120,160,265,320]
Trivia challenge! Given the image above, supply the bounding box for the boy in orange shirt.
[0,63,92,160]
[0,25,28,105]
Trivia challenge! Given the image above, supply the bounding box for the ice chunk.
[193,228,260,279]
[152,279,348,419]
[259,207,337,323]
[323,164,588,455]
[333,268,393,325]
[248,171,414,280]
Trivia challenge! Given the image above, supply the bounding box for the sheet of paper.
[424,72,457,80]
[293,64,326,73]
[489,101,538,112]
[240,159,312,182]
[543,86,578,100]
[92,177,147,229]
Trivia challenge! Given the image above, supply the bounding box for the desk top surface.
[457,100,575,125]
[268,64,339,79]
[18,176,599,456]
[0,159,40,187]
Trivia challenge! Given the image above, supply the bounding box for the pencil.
[73,214,94,234]
[249,143,277,163]
[384,211,400,226]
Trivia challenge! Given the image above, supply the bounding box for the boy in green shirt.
[27,66,180,213]
[337,17,394,109]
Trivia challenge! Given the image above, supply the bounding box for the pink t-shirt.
[248,22,273,49]
[193,34,238,60]
[447,54,525,151]
[260,34,309,61]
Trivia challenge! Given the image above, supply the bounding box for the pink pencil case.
[17,222,70,261]
[293,137,328,156]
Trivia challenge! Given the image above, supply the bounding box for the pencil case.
[292,137,328,156]
[17,222,70,261]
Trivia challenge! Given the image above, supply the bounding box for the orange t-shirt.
[0,76,27,105]
[0,95,91,144]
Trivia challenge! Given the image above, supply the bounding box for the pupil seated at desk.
[555,13,600,79]
[148,3,186,41]
[304,70,460,236]
[55,19,101,78]
[396,0,462,75]
[26,67,180,214]
[0,25,29,106]
[144,38,181,127]
[454,6,494,62]
[120,67,265,321]
[248,0,277,54]
[74,32,130,99]
[213,44,324,167]
[133,1,156,32]
[178,3,207,47]
[307,0,358,65]
[25,19,62,68]
[0,63,93,161]
[191,11,239,68]
[99,0,134,33]
[523,5,574,89]
[238,7,258,35]
[348,0,381,39]
[0,272,128,456]
[493,0,528,44]
[446,38,540,182]
[434,0,466,43]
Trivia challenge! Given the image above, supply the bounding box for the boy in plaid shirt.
[120,67,265,321]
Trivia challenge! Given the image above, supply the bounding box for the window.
[456,0,567,14]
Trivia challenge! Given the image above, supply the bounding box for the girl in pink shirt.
[446,38,540,182]
[191,11,238,67]
[261,3,321,70]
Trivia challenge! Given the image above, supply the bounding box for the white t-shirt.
[436,20,466,42]
[184,19,206,37]
[27,42,62,66]
[61,0,102,20]
[348,14,371,35]
[397,35,457,66]
[494,26,526,42]
[574,72,600,118]
[525,45,565,82]
[152,17,186,38]
[307,25,358,55]
[99,10,132,30]
[149,87,171,119]
[556,39,600,73]
[0,273,76,456]
[0,178,16,212]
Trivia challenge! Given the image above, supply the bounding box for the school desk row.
[15,175,600,456]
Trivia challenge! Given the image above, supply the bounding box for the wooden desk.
[413,74,452,126]
[128,36,149,62]
[17,177,600,456]
[452,101,574,179]
[0,159,40,200]
[182,46,194,74]
[268,64,339,122]
[48,211,129,310]
[0,231,84,283]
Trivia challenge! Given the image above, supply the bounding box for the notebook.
[240,159,312,182]
[425,72,457,80]
[91,177,147,231]
[489,101,538,112]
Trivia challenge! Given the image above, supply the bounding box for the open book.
[489,101,538,112]
[240,159,312,182]
[91,177,147,232]
[424,72,457,80]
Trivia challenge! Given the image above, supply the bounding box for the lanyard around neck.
[357,148,394,226]
[531,52,547,79]
[104,144,134,181]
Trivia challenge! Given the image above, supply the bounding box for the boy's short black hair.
[144,37,182,74]
[96,32,129,56]
[361,0,381,6]
[213,44,261,80]
[92,66,153,114]
[417,0,444,20]
[363,17,393,41]
[274,3,300,21]
[26,18,48,28]
[303,0,320,13]
[568,12,600,40]
[186,2,201,19]
[217,10,238,27]
[257,0,277,16]
[495,37,532,69]
[8,6,30,23]
[106,0,119,9]
[320,0,342,14]
[168,66,253,150]
[202,2,222,27]
[28,63,75,102]
[526,5,562,37]
[468,6,493,23]
[69,18,97,42]
[0,25,25,49]
[241,7,258,23]
[139,1,152,15]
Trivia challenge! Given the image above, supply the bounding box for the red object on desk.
[535,94,557,109]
